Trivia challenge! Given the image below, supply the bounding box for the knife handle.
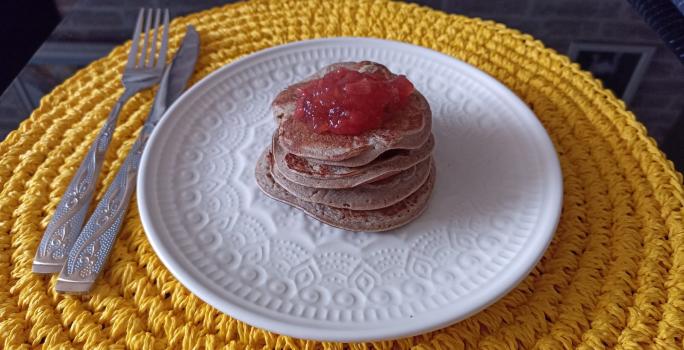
[32,90,134,274]
[55,124,152,293]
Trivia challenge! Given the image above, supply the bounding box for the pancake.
[272,61,432,162]
[271,154,433,210]
[308,138,427,168]
[255,150,436,232]
[273,133,435,189]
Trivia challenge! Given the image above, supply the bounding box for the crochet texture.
[0,0,683,348]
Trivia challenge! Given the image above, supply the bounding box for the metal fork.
[32,8,170,274]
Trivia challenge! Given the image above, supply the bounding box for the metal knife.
[55,26,200,293]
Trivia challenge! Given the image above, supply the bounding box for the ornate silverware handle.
[33,89,135,273]
[54,25,199,293]
[55,123,153,293]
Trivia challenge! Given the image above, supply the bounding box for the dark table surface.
[2,0,683,170]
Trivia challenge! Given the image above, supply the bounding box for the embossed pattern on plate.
[137,38,563,342]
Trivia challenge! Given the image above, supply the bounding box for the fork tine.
[156,9,170,68]
[140,8,153,68]
[126,9,144,69]
[147,9,162,68]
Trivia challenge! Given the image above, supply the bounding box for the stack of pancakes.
[256,62,435,232]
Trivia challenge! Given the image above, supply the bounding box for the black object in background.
[627,0,684,64]
[627,0,684,171]
[0,0,61,93]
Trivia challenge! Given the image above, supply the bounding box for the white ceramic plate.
[137,37,563,342]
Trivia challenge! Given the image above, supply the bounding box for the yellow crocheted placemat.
[1,0,683,348]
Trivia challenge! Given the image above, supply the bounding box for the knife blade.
[149,25,200,126]
[55,26,201,293]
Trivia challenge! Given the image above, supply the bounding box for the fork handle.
[55,123,152,293]
[32,89,135,274]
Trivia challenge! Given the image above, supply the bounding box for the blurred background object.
[627,0,684,64]
[0,1,61,93]
[1,0,683,169]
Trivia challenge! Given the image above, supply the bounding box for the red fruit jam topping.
[294,67,415,135]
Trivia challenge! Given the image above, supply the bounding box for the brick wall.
[46,0,684,142]
[52,0,230,42]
